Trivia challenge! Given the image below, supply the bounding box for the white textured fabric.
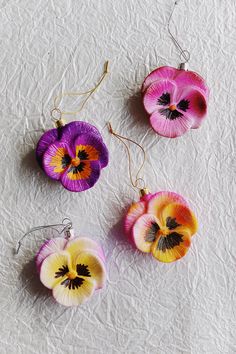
[0,0,235,353]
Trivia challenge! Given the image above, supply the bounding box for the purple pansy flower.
[36,121,108,192]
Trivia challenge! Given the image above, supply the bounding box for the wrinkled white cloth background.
[0,0,235,353]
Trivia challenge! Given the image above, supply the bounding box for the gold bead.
[139,188,149,197]
[55,119,65,128]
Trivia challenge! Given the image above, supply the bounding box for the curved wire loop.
[167,1,190,64]
[51,61,109,122]
[108,122,147,191]
[15,218,73,255]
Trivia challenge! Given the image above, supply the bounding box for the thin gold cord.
[108,123,146,190]
[51,61,109,121]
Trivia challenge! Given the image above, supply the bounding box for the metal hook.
[134,177,146,190]
[167,0,190,66]
[15,218,73,255]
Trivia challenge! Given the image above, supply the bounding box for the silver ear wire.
[61,218,74,239]
[15,218,74,255]
[167,0,191,68]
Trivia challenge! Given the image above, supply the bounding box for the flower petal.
[149,109,194,138]
[132,214,160,253]
[175,70,209,97]
[61,160,101,192]
[162,203,198,235]
[151,226,191,263]
[124,200,146,237]
[43,142,74,180]
[65,237,105,263]
[36,128,59,167]
[61,121,103,142]
[147,191,188,224]
[36,237,68,272]
[143,79,177,114]
[74,133,109,168]
[36,121,103,169]
[75,252,106,289]
[142,66,178,92]
[52,276,95,307]
[176,87,207,125]
[40,251,71,289]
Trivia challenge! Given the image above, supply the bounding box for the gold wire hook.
[51,61,109,125]
[108,122,147,193]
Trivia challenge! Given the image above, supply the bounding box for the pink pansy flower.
[142,66,209,138]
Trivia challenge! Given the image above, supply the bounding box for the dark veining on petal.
[157,232,183,252]
[78,149,89,160]
[145,222,160,242]
[76,264,91,277]
[166,217,181,230]
[157,92,170,106]
[61,154,71,169]
[177,99,190,112]
[159,108,183,120]
[55,265,69,278]
[68,162,86,174]
[61,277,84,290]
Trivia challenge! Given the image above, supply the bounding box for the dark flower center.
[157,92,190,120]
[55,265,69,278]
[166,217,181,230]
[61,148,90,174]
[55,263,91,290]
[157,92,170,106]
[157,232,183,252]
[159,108,183,120]
[177,99,189,112]
[76,264,91,277]
[144,216,183,252]
[144,222,160,242]
[62,154,71,168]
[61,277,84,290]
[78,149,89,160]
[68,161,86,174]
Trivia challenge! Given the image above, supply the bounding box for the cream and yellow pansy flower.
[36,237,106,306]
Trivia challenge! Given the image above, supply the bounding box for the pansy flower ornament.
[125,189,198,263]
[109,125,199,263]
[36,121,108,192]
[17,220,106,307]
[36,62,109,192]
[141,3,209,138]
[142,67,209,138]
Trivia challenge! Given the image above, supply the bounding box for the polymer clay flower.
[142,66,209,138]
[36,237,106,306]
[36,121,108,192]
[125,191,198,263]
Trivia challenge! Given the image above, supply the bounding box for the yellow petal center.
[71,157,81,167]
[158,226,169,236]
[169,104,176,111]
[67,270,78,280]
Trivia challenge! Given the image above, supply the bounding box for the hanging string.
[51,61,109,122]
[167,1,190,63]
[15,218,73,255]
[108,123,146,190]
